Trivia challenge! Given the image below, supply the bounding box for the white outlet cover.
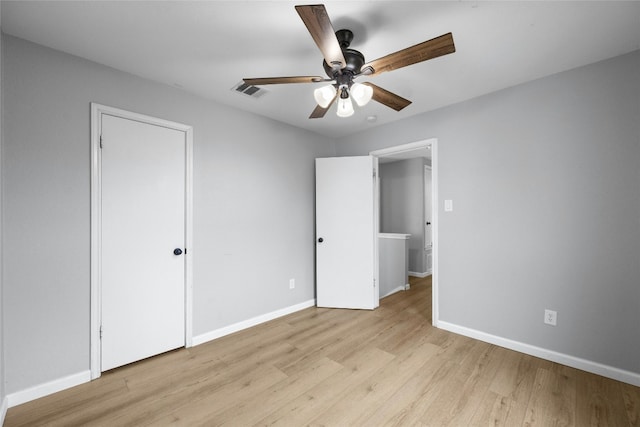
[544,309,557,326]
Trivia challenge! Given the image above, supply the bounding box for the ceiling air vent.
[232,81,268,99]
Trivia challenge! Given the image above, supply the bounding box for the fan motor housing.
[323,48,365,78]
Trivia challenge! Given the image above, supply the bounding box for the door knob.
[173,248,183,256]
[318,238,324,243]
[426,222,431,225]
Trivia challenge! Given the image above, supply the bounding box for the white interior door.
[315,156,378,309]
[100,114,186,371]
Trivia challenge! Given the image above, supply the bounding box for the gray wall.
[1,35,334,395]
[336,51,640,375]
[379,158,426,273]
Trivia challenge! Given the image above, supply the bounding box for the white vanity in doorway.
[378,233,410,299]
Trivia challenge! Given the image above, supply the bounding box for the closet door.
[100,113,186,371]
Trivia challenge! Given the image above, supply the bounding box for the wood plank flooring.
[6,276,640,426]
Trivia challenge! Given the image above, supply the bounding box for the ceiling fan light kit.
[314,84,337,108]
[243,4,455,119]
[351,82,374,107]
[336,89,355,117]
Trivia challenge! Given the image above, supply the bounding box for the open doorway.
[370,139,439,326]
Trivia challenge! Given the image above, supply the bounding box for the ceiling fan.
[243,4,456,119]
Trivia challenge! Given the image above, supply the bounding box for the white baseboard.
[192,299,316,346]
[380,286,406,299]
[7,370,91,408]
[4,300,316,408]
[408,271,431,278]
[1,395,8,424]
[436,320,640,387]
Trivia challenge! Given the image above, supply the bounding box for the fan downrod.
[335,29,354,48]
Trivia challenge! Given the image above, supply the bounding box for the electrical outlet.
[289,278,295,289]
[544,309,557,326]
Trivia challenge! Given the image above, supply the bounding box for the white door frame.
[370,138,439,327]
[90,103,194,379]
[424,164,433,251]
[424,165,433,277]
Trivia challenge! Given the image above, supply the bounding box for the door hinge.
[373,169,377,178]
[100,325,103,339]
[99,135,103,149]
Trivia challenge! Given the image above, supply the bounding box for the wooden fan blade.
[243,76,325,85]
[295,4,346,70]
[309,93,337,119]
[309,99,336,119]
[363,33,455,76]
[363,83,412,111]
[309,104,330,119]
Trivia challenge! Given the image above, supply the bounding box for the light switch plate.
[444,200,453,212]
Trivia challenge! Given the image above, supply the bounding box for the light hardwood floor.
[6,276,640,426]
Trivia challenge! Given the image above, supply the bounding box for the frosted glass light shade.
[313,85,337,108]
[350,83,373,107]
[336,96,354,117]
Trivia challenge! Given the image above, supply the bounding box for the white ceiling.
[2,1,639,139]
